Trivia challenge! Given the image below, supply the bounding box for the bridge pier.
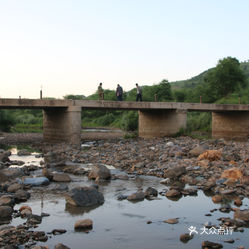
[43,106,82,144]
[138,109,187,138]
[212,111,249,140]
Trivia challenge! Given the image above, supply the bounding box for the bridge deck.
[0,98,249,112]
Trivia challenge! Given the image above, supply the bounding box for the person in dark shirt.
[116,84,123,101]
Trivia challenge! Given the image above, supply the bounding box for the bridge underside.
[212,111,249,140]
[138,110,187,138]
[43,106,81,144]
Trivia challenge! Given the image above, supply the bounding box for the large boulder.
[0,195,15,207]
[127,191,145,202]
[189,145,208,157]
[198,150,222,161]
[0,206,13,218]
[65,186,104,207]
[0,168,24,180]
[23,177,49,186]
[74,219,93,230]
[52,173,71,182]
[14,190,31,202]
[221,168,243,180]
[7,183,22,193]
[164,166,186,179]
[88,164,111,180]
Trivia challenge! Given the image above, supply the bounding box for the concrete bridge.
[1,98,249,144]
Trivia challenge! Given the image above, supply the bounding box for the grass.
[11,124,43,133]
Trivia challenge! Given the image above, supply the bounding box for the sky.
[0,0,249,99]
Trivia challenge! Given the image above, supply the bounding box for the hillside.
[170,60,249,90]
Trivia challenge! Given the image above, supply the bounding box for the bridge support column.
[43,106,82,144]
[138,109,187,138]
[212,112,249,140]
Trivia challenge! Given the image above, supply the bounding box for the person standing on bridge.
[136,83,142,102]
[98,82,104,100]
[116,84,123,101]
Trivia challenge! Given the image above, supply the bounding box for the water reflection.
[65,203,101,216]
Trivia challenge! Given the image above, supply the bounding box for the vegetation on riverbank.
[1,57,248,136]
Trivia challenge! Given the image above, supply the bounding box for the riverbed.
[5,149,249,249]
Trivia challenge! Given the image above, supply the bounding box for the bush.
[120,111,138,131]
[97,113,116,126]
[187,112,211,132]
[0,110,15,132]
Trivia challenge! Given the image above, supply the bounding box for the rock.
[201,241,223,248]
[88,164,111,180]
[0,195,14,206]
[0,168,24,179]
[165,189,181,197]
[117,194,128,200]
[32,231,48,242]
[220,189,236,195]
[221,168,243,180]
[160,178,170,184]
[198,150,222,161]
[127,191,145,201]
[163,218,179,224]
[0,206,13,218]
[181,187,197,196]
[234,209,249,221]
[42,168,53,180]
[223,239,234,243]
[166,142,174,147]
[189,145,208,157]
[240,175,249,185]
[74,219,93,230]
[14,190,31,202]
[0,151,10,162]
[53,184,69,191]
[224,178,236,187]
[44,151,58,164]
[144,187,158,197]
[212,195,223,203]
[52,173,71,182]
[164,166,186,179]
[180,233,193,243]
[54,243,70,249]
[234,198,242,206]
[0,171,8,182]
[52,229,67,235]
[65,186,104,207]
[7,183,22,193]
[27,214,42,224]
[198,159,210,168]
[19,205,32,212]
[20,205,32,217]
[17,149,31,156]
[23,177,49,186]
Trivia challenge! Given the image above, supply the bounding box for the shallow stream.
[5,149,249,249]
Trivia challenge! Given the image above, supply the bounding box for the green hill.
[170,60,249,90]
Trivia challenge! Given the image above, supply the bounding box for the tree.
[0,110,15,132]
[204,57,247,101]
